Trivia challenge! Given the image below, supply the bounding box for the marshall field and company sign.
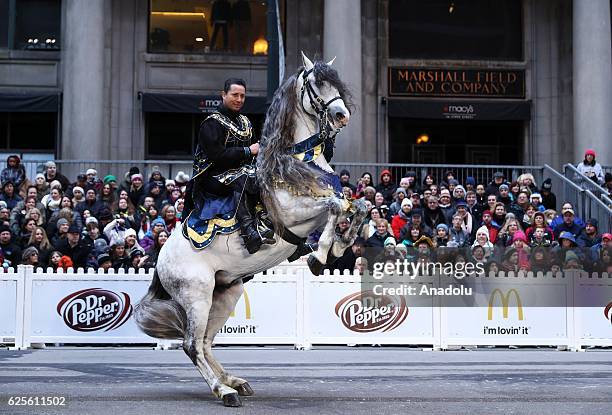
[389,67,525,99]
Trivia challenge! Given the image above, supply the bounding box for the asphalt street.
[0,346,611,415]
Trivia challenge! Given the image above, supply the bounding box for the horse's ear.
[301,51,314,71]
[326,56,336,66]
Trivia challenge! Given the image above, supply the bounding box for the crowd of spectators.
[0,150,609,274]
[0,156,189,272]
[329,151,611,275]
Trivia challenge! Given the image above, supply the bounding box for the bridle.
[288,67,347,163]
[299,68,343,119]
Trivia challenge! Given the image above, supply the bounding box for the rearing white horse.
[134,52,367,407]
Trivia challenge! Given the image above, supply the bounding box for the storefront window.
[149,0,281,55]
[389,0,523,61]
[146,112,264,158]
[14,0,61,50]
[0,113,56,151]
[0,0,8,48]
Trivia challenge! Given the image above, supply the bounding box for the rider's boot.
[236,191,275,254]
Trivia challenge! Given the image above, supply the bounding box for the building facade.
[0,0,610,168]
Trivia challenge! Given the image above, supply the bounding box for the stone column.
[61,0,107,161]
[323,0,366,162]
[573,0,612,162]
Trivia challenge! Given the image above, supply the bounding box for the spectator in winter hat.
[497,184,513,206]
[588,233,612,269]
[339,169,356,193]
[389,187,407,216]
[434,223,450,247]
[0,223,20,266]
[174,171,190,188]
[125,173,145,207]
[140,217,166,252]
[75,188,104,219]
[438,189,455,224]
[119,166,140,193]
[1,155,26,189]
[452,185,466,202]
[539,178,557,210]
[529,192,545,212]
[576,218,601,248]
[576,149,605,185]
[485,172,506,196]
[148,166,166,185]
[71,186,85,206]
[472,225,494,257]
[44,161,70,191]
[97,252,113,271]
[34,173,48,196]
[56,222,91,268]
[0,181,22,211]
[423,196,446,231]
[164,179,176,194]
[465,176,476,192]
[103,175,117,186]
[517,173,537,193]
[375,169,395,204]
[391,197,412,240]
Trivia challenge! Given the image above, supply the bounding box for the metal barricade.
[332,162,543,188]
[545,165,612,232]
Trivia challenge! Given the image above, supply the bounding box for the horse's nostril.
[336,112,345,120]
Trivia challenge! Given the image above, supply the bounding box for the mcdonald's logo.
[488,289,524,321]
[230,289,252,319]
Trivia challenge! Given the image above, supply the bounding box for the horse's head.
[297,52,351,130]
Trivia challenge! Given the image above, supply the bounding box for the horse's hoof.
[307,255,324,275]
[222,393,242,407]
[236,382,254,396]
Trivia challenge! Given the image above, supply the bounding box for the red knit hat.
[585,149,596,157]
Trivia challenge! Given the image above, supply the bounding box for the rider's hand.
[249,143,260,155]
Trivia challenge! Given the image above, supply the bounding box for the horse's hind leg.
[179,278,242,407]
[203,280,254,396]
[307,197,342,275]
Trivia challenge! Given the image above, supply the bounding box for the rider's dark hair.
[223,78,246,93]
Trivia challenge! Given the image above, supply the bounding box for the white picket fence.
[1,265,611,351]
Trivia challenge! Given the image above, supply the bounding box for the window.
[147,113,194,158]
[0,0,8,48]
[149,0,283,55]
[0,113,56,151]
[389,0,523,61]
[14,0,61,50]
[146,112,264,158]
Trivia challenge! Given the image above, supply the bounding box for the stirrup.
[287,242,317,262]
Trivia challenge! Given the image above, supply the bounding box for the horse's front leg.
[330,198,368,259]
[307,197,343,275]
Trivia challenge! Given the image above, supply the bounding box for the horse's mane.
[257,62,353,231]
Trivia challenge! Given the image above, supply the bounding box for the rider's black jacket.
[197,105,254,177]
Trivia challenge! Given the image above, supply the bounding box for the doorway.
[388,118,523,165]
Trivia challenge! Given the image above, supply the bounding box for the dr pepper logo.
[335,290,408,333]
[57,288,133,332]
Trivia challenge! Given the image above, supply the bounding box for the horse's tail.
[133,269,187,339]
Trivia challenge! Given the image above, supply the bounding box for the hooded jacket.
[0,156,26,189]
[375,169,396,204]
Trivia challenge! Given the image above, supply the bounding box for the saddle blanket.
[182,194,240,250]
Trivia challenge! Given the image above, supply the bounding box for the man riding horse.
[184,78,275,254]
